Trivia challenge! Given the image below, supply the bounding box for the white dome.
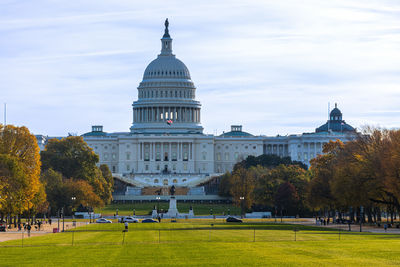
[143,55,191,80]
[130,19,203,134]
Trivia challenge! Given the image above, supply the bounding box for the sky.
[1,0,400,136]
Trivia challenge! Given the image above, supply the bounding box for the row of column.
[265,144,289,156]
[133,107,200,123]
[138,142,193,161]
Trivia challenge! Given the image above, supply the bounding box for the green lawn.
[1,222,400,266]
[95,202,241,216]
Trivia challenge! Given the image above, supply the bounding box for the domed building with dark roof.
[315,103,355,133]
[37,20,358,197]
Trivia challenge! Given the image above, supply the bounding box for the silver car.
[96,218,112,223]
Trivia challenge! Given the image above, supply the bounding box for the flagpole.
[4,103,6,126]
[328,102,330,131]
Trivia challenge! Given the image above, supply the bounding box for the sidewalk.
[0,221,86,243]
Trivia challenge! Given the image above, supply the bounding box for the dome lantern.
[160,18,173,56]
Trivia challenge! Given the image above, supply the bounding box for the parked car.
[0,220,6,232]
[96,218,112,223]
[226,217,243,223]
[119,217,139,223]
[141,219,158,223]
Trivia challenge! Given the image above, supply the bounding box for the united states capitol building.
[39,20,356,191]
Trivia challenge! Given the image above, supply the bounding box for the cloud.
[1,0,400,136]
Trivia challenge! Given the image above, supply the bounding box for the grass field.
[95,202,241,216]
[1,221,400,266]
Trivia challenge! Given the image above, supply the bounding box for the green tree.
[41,136,112,205]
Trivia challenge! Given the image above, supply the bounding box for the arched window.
[154,179,159,184]
[173,179,177,184]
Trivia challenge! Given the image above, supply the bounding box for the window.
[183,152,188,161]
[225,153,229,161]
[112,153,116,160]
[126,153,130,160]
[126,164,130,171]
[145,165,149,171]
[173,164,176,171]
[202,152,207,160]
[154,179,159,184]
[156,152,161,161]
[173,179,177,184]
[104,153,108,160]
[172,152,177,161]
[183,163,187,171]
[234,152,239,160]
[202,164,206,171]
[304,152,308,160]
[156,165,160,171]
[216,153,221,161]
[112,166,116,173]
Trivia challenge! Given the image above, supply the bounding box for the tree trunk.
[377,207,381,222]
[367,207,373,223]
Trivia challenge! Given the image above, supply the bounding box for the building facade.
[78,20,356,189]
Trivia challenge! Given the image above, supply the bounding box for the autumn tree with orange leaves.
[308,128,400,224]
[0,124,46,224]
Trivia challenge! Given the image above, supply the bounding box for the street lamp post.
[62,207,65,232]
[156,196,161,213]
[239,197,244,218]
[71,197,76,218]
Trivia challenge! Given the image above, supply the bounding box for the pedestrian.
[124,221,128,231]
[157,216,161,223]
[384,224,388,232]
[27,224,31,237]
[49,218,52,225]
[18,223,21,231]
[38,220,42,231]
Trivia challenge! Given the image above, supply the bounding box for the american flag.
[166,119,173,125]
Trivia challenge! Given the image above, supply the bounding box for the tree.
[229,167,255,211]
[274,182,299,216]
[41,169,103,215]
[41,136,112,205]
[234,154,307,171]
[0,125,44,222]
[253,164,309,215]
[41,136,99,182]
